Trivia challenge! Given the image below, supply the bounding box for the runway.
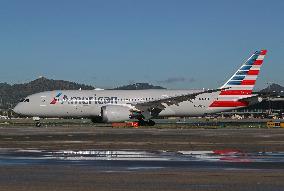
[0,126,284,190]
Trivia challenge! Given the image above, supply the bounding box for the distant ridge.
[0,79,165,109]
[260,83,284,93]
[0,77,94,109]
[113,83,165,90]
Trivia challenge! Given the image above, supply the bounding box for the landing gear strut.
[138,119,156,126]
[33,117,41,127]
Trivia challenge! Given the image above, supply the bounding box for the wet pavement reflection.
[1,148,284,171]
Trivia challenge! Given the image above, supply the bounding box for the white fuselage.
[13,89,238,118]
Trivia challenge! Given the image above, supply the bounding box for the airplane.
[13,50,267,127]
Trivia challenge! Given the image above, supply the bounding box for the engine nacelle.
[101,105,132,123]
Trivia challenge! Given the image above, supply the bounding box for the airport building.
[220,92,284,119]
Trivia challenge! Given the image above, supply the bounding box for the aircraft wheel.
[147,120,156,126]
[35,122,42,127]
[138,120,155,126]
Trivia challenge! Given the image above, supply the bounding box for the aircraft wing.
[133,88,227,117]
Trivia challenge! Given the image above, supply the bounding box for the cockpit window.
[20,98,29,102]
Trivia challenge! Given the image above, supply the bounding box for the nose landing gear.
[35,121,42,127]
[33,117,41,127]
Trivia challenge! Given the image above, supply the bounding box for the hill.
[0,77,94,109]
[260,83,284,93]
[113,83,165,90]
[0,79,165,109]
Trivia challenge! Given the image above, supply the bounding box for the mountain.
[0,79,166,109]
[0,77,94,109]
[113,83,165,90]
[260,83,284,93]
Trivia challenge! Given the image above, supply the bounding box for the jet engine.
[101,105,134,123]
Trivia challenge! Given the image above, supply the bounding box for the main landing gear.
[138,119,156,126]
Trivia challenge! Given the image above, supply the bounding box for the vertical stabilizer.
[210,50,267,108]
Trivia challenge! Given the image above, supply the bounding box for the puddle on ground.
[0,148,284,162]
[0,148,284,171]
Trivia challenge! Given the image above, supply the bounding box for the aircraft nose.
[13,103,23,115]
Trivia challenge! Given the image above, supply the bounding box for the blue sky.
[0,0,283,89]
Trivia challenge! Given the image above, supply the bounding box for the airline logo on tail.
[210,50,267,108]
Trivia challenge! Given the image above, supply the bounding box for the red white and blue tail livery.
[209,50,267,109]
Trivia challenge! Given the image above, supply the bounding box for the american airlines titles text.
[52,94,118,105]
